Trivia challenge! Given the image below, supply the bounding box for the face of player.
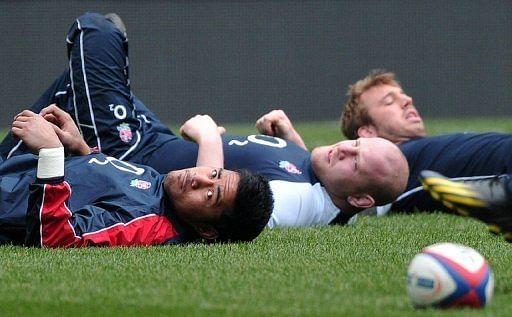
[164,167,240,228]
[359,83,426,144]
[311,137,398,199]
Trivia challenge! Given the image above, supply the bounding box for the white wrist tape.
[37,147,65,179]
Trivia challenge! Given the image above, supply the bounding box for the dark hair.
[214,170,273,242]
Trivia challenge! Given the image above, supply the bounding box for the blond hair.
[340,70,401,139]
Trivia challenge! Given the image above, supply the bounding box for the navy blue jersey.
[0,153,192,246]
[143,134,317,182]
[389,133,512,213]
[139,134,341,227]
[0,12,341,228]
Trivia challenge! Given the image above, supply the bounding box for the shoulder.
[267,181,340,228]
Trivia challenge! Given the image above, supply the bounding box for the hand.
[179,114,221,144]
[39,104,90,155]
[11,110,62,152]
[179,115,224,167]
[255,109,294,138]
[255,109,307,149]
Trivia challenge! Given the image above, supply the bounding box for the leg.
[67,12,180,162]
[66,12,142,160]
[420,170,512,242]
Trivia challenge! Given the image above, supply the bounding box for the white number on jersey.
[228,135,287,148]
[109,104,127,120]
[88,156,145,175]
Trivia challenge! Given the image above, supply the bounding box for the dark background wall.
[1,1,511,127]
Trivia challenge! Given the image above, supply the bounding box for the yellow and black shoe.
[419,170,512,242]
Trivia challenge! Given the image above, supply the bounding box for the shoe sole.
[421,174,512,242]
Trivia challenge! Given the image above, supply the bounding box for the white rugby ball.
[406,242,494,308]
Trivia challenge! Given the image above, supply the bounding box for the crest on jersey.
[279,160,302,175]
[130,179,152,190]
[117,123,133,143]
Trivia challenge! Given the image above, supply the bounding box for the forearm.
[196,134,224,167]
[281,129,307,150]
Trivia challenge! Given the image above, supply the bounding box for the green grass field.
[1,117,512,317]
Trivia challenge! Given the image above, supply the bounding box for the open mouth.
[405,110,420,121]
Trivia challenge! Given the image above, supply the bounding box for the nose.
[337,144,357,159]
[190,174,214,189]
[400,93,413,108]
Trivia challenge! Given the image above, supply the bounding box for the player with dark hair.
[0,12,409,228]
[0,110,273,247]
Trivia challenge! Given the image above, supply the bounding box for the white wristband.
[37,147,65,179]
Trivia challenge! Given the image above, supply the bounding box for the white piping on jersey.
[138,114,151,123]
[70,18,102,152]
[68,25,83,137]
[55,90,67,96]
[81,213,162,238]
[6,139,23,159]
[376,174,502,216]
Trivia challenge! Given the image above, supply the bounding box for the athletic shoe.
[105,13,127,37]
[419,170,512,242]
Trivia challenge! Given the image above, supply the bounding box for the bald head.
[311,137,409,209]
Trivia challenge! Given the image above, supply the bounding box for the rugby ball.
[406,242,494,308]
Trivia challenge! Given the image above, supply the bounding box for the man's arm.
[255,110,308,150]
[179,114,224,167]
[25,180,178,247]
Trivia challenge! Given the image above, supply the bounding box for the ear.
[357,125,377,138]
[194,224,219,240]
[347,194,375,209]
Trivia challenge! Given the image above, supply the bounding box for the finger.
[13,111,32,121]
[179,126,188,139]
[13,115,31,123]
[41,104,71,121]
[11,126,24,138]
[39,104,59,116]
[256,119,273,135]
[12,116,33,128]
[50,123,66,139]
[18,110,37,118]
[43,113,58,124]
[217,126,226,135]
[180,131,192,141]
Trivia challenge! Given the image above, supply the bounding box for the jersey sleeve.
[266,180,342,228]
[25,147,179,247]
[24,180,179,247]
